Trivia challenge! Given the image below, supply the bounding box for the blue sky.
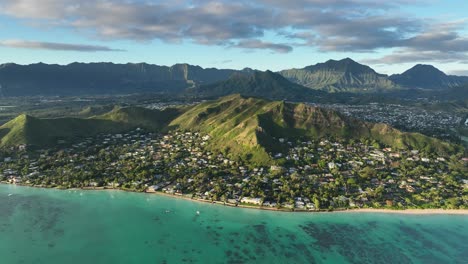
[0,0,467,75]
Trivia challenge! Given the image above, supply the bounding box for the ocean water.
[0,184,466,264]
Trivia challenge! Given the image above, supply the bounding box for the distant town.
[316,102,466,143]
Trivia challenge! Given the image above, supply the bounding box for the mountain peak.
[388,64,468,89]
[279,58,395,92]
[193,70,322,100]
[405,64,446,76]
[327,57,357,64]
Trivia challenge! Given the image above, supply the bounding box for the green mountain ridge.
[190,70,325,100]
[0,106,181,147]
[0,62,239,96]
[169,95,459,166]
[279,58,397,93]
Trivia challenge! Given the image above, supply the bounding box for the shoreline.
[340,208,468,215]
[3,182,468,215]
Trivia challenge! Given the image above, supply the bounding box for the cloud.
[362,49,468,65]
[0,39,124,52]
[448,70,468,76]
[234,40,293,53]
[362,20,468,65]
[212,59,233,64]
[0,0,467,59]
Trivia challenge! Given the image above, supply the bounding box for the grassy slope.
[0,114,122,147]
[169,94,276,166]
[94,106,182,131]
[0,106,182,147]
[170,95,459,166]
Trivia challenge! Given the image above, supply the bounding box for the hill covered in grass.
[0,106,181,148]
[169,94,459,166]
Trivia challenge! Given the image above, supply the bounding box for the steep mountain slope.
[279,58,396,92]
[0,107,180,147]
[0,62,238,96]
[94,106,182,130]
[191,70,325,100]
[170,95,458,166]
[389,64,468,89]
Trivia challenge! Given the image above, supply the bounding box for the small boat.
[165,210,171,213]
[196,211,200,215]
[8,193,13,197]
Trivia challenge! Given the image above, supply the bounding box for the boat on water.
[196,211,200,215]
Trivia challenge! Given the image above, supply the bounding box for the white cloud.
[0,39,124,52]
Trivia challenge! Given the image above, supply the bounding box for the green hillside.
[0,114,120,147]
[170,95,459,165]
[0,106,181,147]
[191,70,325,100]
[279,58,397,93]
[94,106,182,130]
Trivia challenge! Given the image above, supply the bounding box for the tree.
[313,195,321,210]
[359,166,376,179]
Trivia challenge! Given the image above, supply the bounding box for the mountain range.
[0,62,238,96]
[0,95,458,165]
[0,59,467,97]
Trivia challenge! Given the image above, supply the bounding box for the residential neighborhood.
[1,129,466,210]
[316,102,465,143]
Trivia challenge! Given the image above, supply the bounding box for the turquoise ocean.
[0,184,466,264]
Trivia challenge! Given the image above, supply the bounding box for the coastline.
[3,182,468,215]
[341,208,468,215]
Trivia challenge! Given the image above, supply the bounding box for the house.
[295,200,305,208]
[240,197,262,205]
[147,185,159,192]
[12,177,22,184]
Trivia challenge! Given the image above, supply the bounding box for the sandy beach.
[342,208,468,215]
[4,183,468,215]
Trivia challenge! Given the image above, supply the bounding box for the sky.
[0,0,467,75]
